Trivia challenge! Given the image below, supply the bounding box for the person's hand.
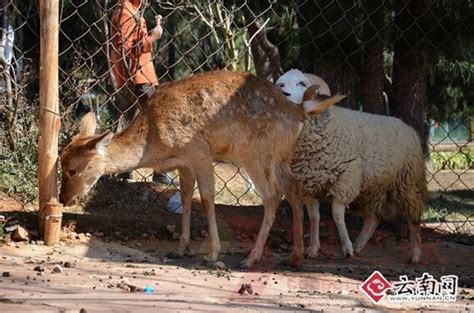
[149,15,163,42]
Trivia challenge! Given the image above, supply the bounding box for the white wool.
[291,102,427,261]
[275,69,331,104]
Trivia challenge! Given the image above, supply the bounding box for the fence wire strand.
[0,0,473,237]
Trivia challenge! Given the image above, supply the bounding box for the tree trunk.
[248,20,282,82]
[363,47,385,114]
[315,65,358,109]
[361,0,386,114]
[392,0,428,152]
[296,0,359,109]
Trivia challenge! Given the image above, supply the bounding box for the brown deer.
[60,71,311,268]
[60,71,344,267]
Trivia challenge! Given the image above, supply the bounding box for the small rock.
[2,272,11,277]
[51,264,64,274]
[213,261,226,270]
[64,262,72,268]
[4,224,19,233]
[166,224,176,234]
[172,232,180,240]
[0,215,6,221]
[33,266,44,273]
[200,230,208,238]
[36,240,44,246]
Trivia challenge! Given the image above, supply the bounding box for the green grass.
[430,149,473,170]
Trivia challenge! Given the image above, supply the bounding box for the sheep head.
[275,69,331,104]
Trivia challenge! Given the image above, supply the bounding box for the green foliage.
[427,50,474,120]
[430,150,474,170]
[0,109,39,202]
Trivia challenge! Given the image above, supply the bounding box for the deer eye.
[69,170,77,177]
[277,83,285,88]
[297,81,306,87]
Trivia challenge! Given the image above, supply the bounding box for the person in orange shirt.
[110,0,174,185]
[110,0,161,91]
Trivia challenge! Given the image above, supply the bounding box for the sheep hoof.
[305,247,320,259]
[341,243,354,258]
[410,250,421,264]
[353,245,363,255]
[237,259,254,270]
[204,251,219,262]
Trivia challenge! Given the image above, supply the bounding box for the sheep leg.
[409,222,422,264]
[176,166,195,256]
[194,164,221,261]
[353,215,379,254]
[305,197,321,258]
[332,199,354,257]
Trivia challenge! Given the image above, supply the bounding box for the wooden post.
[38,0,62,245]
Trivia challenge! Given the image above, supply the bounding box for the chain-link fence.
[1,0,473,237]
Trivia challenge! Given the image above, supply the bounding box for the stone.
[213,261,226,270]
[172,232,180,240]
[12,226,29,242]
[51,264,64,274]
[166,224,176,234]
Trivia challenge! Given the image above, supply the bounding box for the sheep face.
[275,69,310,104]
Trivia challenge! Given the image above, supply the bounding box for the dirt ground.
[0,169,473,312]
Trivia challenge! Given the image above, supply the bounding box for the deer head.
[59,112,113,206]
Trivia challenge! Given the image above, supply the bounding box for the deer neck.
[103,119,148,174]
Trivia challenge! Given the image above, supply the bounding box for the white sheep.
[278,78,427,263]
[275,69,331,104]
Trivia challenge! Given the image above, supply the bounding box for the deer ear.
[86,131,113,156]
[78,112,97,138]
[304,94,346,116]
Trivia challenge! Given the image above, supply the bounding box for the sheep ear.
[302,85,321,102]
[77,112,97,138]
[304,94,346,116]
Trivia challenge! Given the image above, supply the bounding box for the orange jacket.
[110,0,158,88]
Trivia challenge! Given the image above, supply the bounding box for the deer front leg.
[194,164,221,262]
[176,166,195,256]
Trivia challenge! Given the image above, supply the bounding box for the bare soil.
[0,168,472,311]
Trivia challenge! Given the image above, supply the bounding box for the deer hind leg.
[305,197,321,258]
[276,162,305,267]
[176,166,195,256]
[239,164,282,269]
[194,162,221,262]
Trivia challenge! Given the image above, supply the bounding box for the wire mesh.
[0,0,473,237]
